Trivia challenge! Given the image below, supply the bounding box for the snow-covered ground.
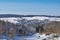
[0,33,60,40]
[22,16,60,21]
[24,33,60,40]
[0,16,60,24]
[0,17,22,24]
[22,16,49,20]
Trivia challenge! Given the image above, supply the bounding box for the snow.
[0,16,60,24]
[22,16,60,21]
[22,16,49,20]
[0,17,21,24]
[0,33,60,40]
[49,17,60,21]
[32,33,47,40]
[25,33,60,40]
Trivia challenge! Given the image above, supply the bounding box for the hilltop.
[0,14,60,18]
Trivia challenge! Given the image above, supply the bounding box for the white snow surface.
[22,16,49,20]
[0,16,60,24]
[25,33,60,40]
[0,17,21,24]
[22,16,60,21]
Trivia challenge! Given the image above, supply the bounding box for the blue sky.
[0,0,60,16]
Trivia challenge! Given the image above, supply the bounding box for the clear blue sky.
[0,0,60,16]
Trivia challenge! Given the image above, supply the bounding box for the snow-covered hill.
[0,17,22,24]
[22,16,60,21]
[0,16,60,24]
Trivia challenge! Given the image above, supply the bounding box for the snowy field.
[0,36,60,40]
[0,33,60,40]
[0,16,60,24]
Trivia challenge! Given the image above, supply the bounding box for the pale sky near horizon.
[0,0,60,16]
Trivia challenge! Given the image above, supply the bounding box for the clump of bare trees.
[0,19,60,39]
[44,21,60,34]
[0,20,25,39]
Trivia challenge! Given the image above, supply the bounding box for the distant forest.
[0,14,60,18]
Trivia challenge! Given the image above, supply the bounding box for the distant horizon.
[0,14,60,16]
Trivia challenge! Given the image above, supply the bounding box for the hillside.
[44,21,60,34]
[0,14,60,36]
